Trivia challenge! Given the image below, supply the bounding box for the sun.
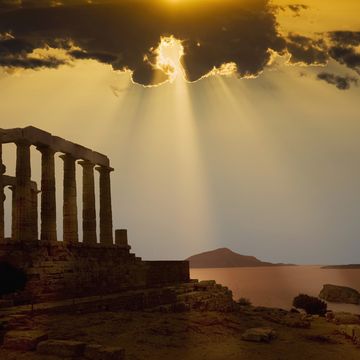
[154,36,185,83]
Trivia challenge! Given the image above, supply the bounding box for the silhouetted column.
[0,143,4,242]
[31,188,40,240]
[37,146,57,242]
[14,141,32,241]
[9,185,16,239]
[60,154,78,243]
[79,160,97,244]
[96,166,113,245]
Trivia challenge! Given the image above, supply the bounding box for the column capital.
[78,159,95,168]
[59,153,77,161]
[15,139,32,146]
[95,165,114,173]
[36,145,56,155]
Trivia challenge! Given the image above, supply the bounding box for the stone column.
[31,188,40,241]
[9,185,16,239]
[0,142,5,242]
[79,160,97,244]
[96,166,114,245]
[60,154,78,243]
[14,141,32,242]
[37,146,57,242]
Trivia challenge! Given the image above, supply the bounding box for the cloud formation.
[317,72,358,90]
[286,33,327,65]
[0,0,285,85]
[0,0,359,88]
[328,31,360,75]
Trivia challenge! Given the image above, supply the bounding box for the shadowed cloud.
[0,0,359,88]
[317,72,358,90]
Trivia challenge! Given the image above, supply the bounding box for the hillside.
[187,248,291,268]
[322,264,360,269]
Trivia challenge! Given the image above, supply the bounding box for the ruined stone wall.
[145,261,190,286]
[0,242,189,305]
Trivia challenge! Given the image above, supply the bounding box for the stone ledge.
[2,330,48,351]
[37,339,86,357]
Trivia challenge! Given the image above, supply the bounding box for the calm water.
[190,265,360,313]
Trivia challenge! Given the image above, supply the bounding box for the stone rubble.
[241,327,277,343]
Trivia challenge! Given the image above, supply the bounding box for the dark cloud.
[327,31,360,75]
[0,36,66,68]
[0,1,359,88]
[317,72,358,90]
[0,0,286,85]
[329,46,360,75]
[329,31,360,47]
[286,33,328,65]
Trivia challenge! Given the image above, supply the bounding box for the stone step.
[37,339,86,357]
[2,330,48,351]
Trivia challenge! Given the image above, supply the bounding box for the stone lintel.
[0,127,109,167]
[0,128,23,144]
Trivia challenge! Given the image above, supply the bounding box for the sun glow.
[153,36,185,83]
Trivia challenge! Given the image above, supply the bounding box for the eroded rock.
[84,344,125,360]
[241,327,277,343]
[332,312,360,325]
[319,284,360,304]
[37,339,86,357]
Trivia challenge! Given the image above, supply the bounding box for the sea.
[190,265,360,313]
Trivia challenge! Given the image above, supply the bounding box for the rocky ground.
[0,281,360,360]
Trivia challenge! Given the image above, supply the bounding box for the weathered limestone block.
[3,330,48,351]
[339,324,357,338]
[6,314,34,329]
[333,312,360,325]
[37,339,86,357]
[84,344,125,360]
[354,326,360,344]
[241,328,277,343]
[115,229,129,248]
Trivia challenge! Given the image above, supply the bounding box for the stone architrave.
[96,166,114,245]
[60,154,78,243]
[79,160,97,244]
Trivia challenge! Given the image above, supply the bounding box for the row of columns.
[0,141,114,245]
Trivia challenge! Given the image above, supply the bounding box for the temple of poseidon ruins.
[0,126,189,305]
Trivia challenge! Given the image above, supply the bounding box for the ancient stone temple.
[0,126,189,305]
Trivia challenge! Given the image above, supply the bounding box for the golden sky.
[0,0,360,264]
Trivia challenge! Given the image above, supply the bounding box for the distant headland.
[187,248,295,269]
[321,264,360,269]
